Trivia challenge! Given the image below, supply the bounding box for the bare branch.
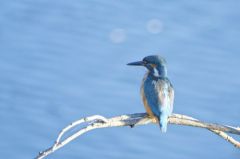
[54,115,108,147]
[35,113,240,159]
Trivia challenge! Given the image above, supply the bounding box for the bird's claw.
[129,124,135,128]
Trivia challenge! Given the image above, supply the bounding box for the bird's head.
[127,55,167,77]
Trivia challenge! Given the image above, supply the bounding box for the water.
[0,0,240,158]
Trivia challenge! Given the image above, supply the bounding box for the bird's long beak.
[127,61,145,66]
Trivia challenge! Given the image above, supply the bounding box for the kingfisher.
[127,55,174,132]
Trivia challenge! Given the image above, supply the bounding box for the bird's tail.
[158,114,168,133]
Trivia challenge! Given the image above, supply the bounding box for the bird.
[127,55,174,132]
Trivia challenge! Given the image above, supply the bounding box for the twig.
[55,115,108,147]
[35,113,240,159]
[170,114,240,147]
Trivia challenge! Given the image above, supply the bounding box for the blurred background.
[0,0,240,158]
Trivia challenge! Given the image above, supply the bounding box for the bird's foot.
[129,124,135,128]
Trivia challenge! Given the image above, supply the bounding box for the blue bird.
[128,55,174,132]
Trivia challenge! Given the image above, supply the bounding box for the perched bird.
[128,55,174,132]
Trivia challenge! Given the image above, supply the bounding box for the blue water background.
[0,0,240,158]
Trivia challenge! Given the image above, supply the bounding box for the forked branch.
[35,113,240,159]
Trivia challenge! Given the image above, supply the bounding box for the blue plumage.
[128,55,174,132]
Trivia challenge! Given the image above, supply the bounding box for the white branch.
[35,113,240,159]
[54,115,108,147]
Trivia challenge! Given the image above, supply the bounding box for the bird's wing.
[168,82,174,114]
[156,79,174,115]
[143,79,161,117]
